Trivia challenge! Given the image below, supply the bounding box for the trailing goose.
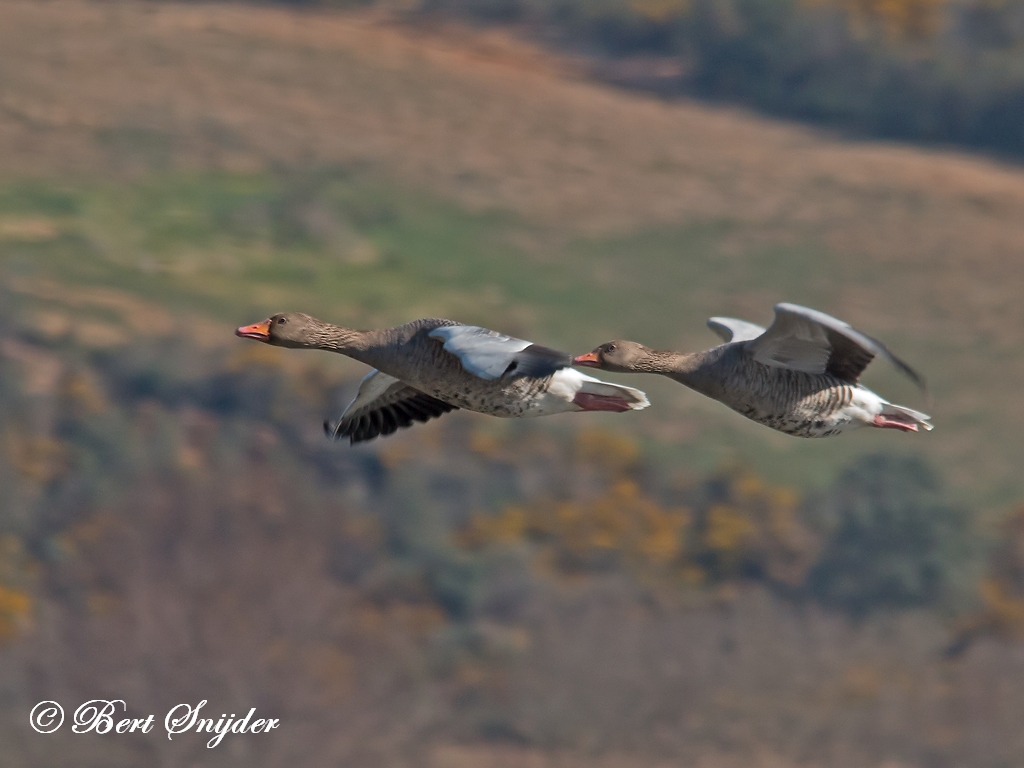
[236,313,649,444]
[573,303,932,438]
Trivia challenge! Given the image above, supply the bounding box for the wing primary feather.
[750,303,928,392]
[355,415,370,442]
[328,380,460,445]
[862,332,929,393]
[380,408,398,435]
[403,401,429,420]
[391,404,414,427]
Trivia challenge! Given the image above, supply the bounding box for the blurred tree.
[684,468,817,588]
[807,454,970,617]
[945,504,1024,657]
[459,479,690,575]
[458,457,816,593]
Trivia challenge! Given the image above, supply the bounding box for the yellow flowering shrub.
[0,536,31,643]
[628,0,691,22]
[805,0,950,39]
[457,447,816,591]
[573,428,640,476]
[6,433,68,485]
[460,479,689,574]
[0,584,30,641]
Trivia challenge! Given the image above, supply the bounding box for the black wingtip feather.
[862,331,929,395]
[327,393,460,446]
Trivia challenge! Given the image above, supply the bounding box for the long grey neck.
[641,349,719,393]
[295,321,373,358]
[302,319,433,372]
[637,349,700,374]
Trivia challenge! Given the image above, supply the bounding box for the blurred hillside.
[299,0,1024,158]
[3,1,1024,767]
[1,0,1024,503]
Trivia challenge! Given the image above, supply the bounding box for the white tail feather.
[882,402,934,431]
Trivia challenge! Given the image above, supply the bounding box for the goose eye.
[277,317,287,325]
[607,344,616,352]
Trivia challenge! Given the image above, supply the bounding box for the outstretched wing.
[706,316,767,343]
[746,303,926,389]
[428,325,571,380]
[325,370,458,445]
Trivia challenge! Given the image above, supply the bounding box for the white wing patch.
[706,317,766,343]
[428,325,532,380]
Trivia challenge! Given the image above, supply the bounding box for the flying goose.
[572,303,932,438]
[236,313,649,444]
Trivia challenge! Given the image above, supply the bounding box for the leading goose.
[573,303,932,438]
[236,313,649,444]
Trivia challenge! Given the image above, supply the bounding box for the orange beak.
[573,351,601,367]
[236,319,272,342]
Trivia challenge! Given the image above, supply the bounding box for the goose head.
[236,312,325,348]
[573,340,653,373]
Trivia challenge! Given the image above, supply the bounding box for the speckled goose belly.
[423,374,557,417]
[716,363,868,438]
[378,354,557,417]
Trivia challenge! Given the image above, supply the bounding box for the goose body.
[574,303,932,438]
[236,314,649,443]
